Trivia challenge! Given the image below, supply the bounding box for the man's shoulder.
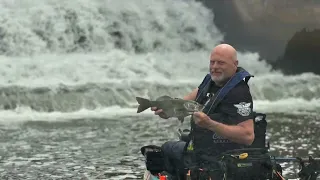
[223,81,253,119]
[226,81,252,99]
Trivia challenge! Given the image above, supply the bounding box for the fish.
[135,95,204,122]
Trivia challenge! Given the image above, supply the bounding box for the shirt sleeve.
[221,83,254,125]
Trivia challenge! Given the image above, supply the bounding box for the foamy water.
[0,0,319,124]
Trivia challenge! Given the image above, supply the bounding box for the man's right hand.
[151,107,169,119]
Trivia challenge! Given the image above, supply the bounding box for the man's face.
[209,52,238,85]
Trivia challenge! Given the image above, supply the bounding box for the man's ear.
[234,60,238,67]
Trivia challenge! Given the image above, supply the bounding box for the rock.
[198,0,320,74]
[271,29,320,74]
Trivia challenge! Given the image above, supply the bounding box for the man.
[151,44,255,178]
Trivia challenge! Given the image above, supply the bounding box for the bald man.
[151,44,255,179]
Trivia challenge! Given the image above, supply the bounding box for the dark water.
[0,113,318,180]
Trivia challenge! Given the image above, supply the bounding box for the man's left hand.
[193,112,212,128]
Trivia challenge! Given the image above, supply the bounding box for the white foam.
[0,106,143,124]
[0,0,222,55]
[0,0,275,90]
[254,98,320,115]
[0,50,273,88]
[0,97,318,125]
[0,0,318,120]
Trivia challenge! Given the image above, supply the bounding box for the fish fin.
[156,95,173,101]
[136,97,151,113]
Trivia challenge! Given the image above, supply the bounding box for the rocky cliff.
[198,0,320,75]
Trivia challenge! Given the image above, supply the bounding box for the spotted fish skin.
[136,95,203,122]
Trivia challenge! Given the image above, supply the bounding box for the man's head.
[209,44,238,86]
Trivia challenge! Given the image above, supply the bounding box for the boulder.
[199,0,320,74]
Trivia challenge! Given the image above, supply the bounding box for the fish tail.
[136,97,152,113]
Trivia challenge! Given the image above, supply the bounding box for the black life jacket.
[189,67,254,159]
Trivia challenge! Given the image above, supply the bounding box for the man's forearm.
[207,119,254,145]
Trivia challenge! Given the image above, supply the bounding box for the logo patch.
[212,133,230,143]
[234,102,251,116]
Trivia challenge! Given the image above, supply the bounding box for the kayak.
[141,154,319,180]
[141,148,274,180]
[140,113,319,180]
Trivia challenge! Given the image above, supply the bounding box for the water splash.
[0,0,318,122]
[0,0,222,56]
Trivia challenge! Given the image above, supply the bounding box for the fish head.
[183,101,203,112]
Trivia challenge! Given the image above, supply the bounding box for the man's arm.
[207,119,254,145]
[183,88,198,100]
[194,84,255,145]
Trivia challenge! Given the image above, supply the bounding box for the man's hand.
[193,112,212,128]
[151,107,169,119]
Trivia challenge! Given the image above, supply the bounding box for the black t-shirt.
[193,78,254,155]
[207,80,254,125]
